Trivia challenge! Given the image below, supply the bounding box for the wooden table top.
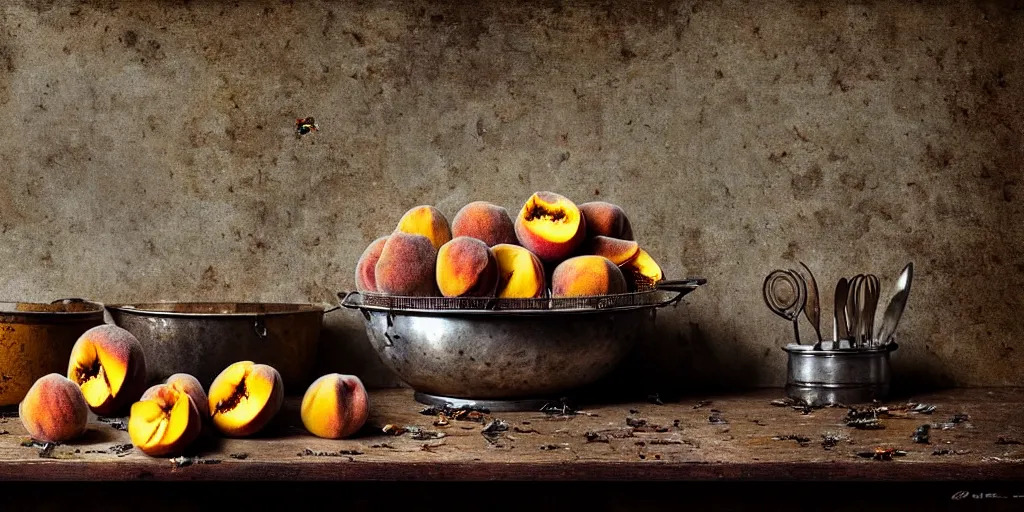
[1,387,1022,482]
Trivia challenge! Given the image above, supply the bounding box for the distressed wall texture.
[0,0,1021,392]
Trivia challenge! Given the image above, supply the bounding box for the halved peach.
[374,232,440,296]
[354,236,389,292]
[395,205,452,250]
[584,236,640,266]
[620,248,664,290]
[451,201,517,247]
[19,373,89,443]
[128,384,202,457]
[514,191,587,263]
[579,201,634,240]
[67,324,147,416]
[208,361,283,437]
[551,255,628,297]
[143,373,210,419]
[300,373,370,440]
[492,243,546,299]
[436,236,499,297]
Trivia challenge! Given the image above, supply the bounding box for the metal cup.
[782,341,897,407]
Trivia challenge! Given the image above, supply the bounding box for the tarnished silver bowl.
[339,279,705,410]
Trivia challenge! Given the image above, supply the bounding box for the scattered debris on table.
[97,417,127,431]
[626,417,647,428]
[171,456,221,468]
[857,447,907,461]
[381,424,407,435]
[846,407,885,429]
[772,434,811,447]
[933,448,972,456]
[912,424,931,444]
[298,448,362,458]
[539,443,568,450]
[821,432,846,450]
[419,404,488,424]
[408,427,445,440]
[708,411,728,425]
[109,443,133,456]
[229,452,249,460]
[480,419,510,447]
[907,403,938,414]
[935,413,972,430]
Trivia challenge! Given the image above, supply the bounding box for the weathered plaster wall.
[1,0,1021,392]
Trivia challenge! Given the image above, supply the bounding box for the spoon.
[833,277,850,346]
[798,262,823,349]
[876,262,914,346]
[846,274,864,347]
[763,269,806,345]
[862,274,880,348]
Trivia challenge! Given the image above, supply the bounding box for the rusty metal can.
[0,299,106,406]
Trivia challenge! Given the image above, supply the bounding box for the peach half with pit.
[128,383,202,457]
[436,236,499,297]
[395,205,452,250]
[19,373,89,443]
[491,243,546,299]
[451,201,517,247]
[354,236,389,293]
[551,255,628,298]
[374,232,440,297]
[584,235,640,266]
[67,324,147,416]
[208,361,283,438]
[300,373,370,440]
[514,191,587,263]
[579,201,634,240]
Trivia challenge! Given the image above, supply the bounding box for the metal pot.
[106,302,336,394]
[0,299,106,406]
[339,279,705,410]
[783,341,898,407]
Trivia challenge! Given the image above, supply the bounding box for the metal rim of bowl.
[105,301,331,318]
[0,299,106,318]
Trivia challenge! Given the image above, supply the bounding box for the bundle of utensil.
[762,262,913,350]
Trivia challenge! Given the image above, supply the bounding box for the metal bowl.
[339,279,705,409]
[106,302,337,394]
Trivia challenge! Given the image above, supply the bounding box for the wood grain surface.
[0,388,1021,482]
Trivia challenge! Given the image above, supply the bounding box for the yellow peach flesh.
[622,248,664,288]
[128,386,197,456]
[70,343,126,409]
[208,361,281,436]
[492,244,545,299]
[520,194,581,243]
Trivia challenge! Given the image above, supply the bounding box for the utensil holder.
[782,341,898,407]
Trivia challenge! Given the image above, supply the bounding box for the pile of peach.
[19,325,370,457]
[355,191,665,299]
